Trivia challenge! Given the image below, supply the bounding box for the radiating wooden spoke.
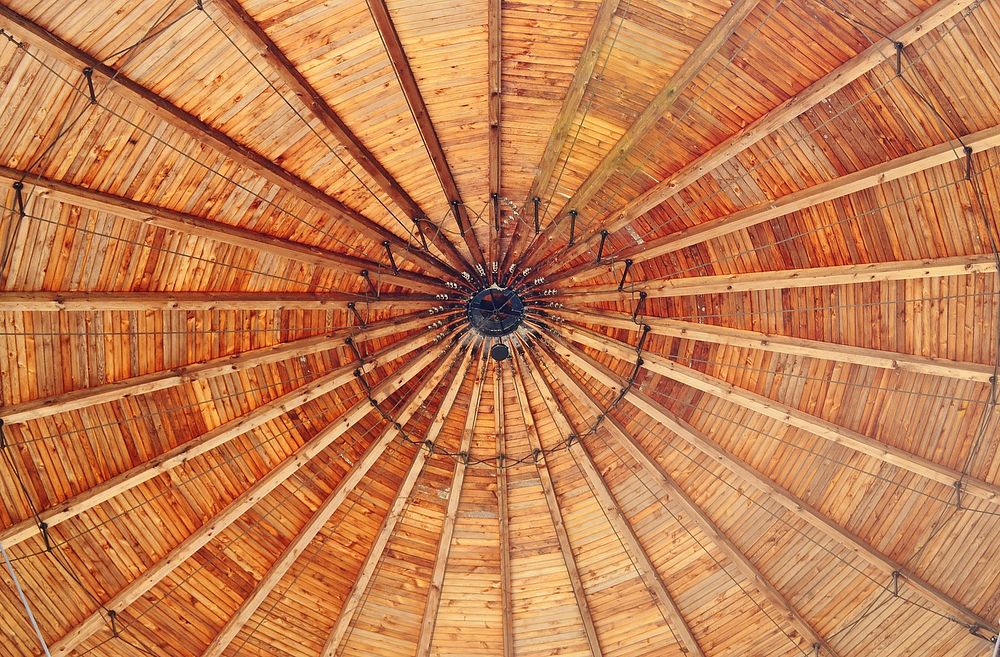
[494,363,514,657]
[537,327,998,633]
[557,322,1000,503]
[202,339,471,657]
[510,352,604,657]
[552,307,995,383]
[46,339,451,657]
[518,345,707,657]
[414,347,488,657]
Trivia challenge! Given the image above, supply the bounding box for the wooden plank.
[208,0,472,274]
[0,329,447,549]
[0,165,445,293]
[526,0,762,266]
[414,348,488,657]
[546,125,1000,287]
[526,0,980,277]
[555,253,1000,302]
[536,329,998,633]
[0,4,458,280]
[536,334,840,657]
[0,291,438,311]
[518,346,706,657]
[0,311,453,425]
[366,0,486,270]
[320,346,476,657]
[557,323,1000,503]
[202,340,471,657]
[495,364,514,657]
[552,307,996,383]
[488,0,501,229]
[510,353,604,657]
[45,338,452,657]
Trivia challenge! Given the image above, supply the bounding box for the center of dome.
[465,284,525,337]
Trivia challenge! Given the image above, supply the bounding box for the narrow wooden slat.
[536,334,840,657]
[320,345,476,657]
[414,348,488,657]
[526,0,763,266]
[552,307,996,383]
[0,328,447,549]
[510,353,604,657]
[555,253,999,302]
[518,345,706,657]
[495,364,514,657]
[208,0,472,274]
[46,338,452,657]
[527,0,980,278]
[201,340,470,657]
[545,125,1000,287]
[0,291,438,311]
[536,326,998,633]
[365,0,486,270]
[557,323,1000,502]
[0,4,458,280]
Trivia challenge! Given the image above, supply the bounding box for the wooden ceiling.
[0,1,999,657]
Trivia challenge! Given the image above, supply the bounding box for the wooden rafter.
[0,328,446,549]
[0,291,439,312]
[557,322,1000,502]
[555,253,999,302]
[535,333,840,656]
[494,363,514,657]
[319,346,476,657]
[208,0,472,274]
[552,307,996,383]
[0,311,452,425]
[45,338,452,657]
[537,326,998,633]
[202,340,472,657]
[0,4,459,281]
[523,0,762,267]
[510,352,604,657]
[524,0,981,279]
[365,0,486,270]
[0,165,445,293]
[518,345,706,657]
[543,124,1000,287]
[488,0,501,232]
[413,348,488,657]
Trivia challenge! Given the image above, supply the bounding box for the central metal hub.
[466,285,525,337]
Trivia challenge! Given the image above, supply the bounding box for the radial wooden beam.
[510,352,604,657]
[0,311,454,426]
[557,322,1000,503]
[494,363,514,657]
[518,345,706,657]
[320,346,477,657]
[45,338,452,657]
[553,253,999,302]
[202,341,472,657]
[524,0,763,267]
[208,0,472,274]
[551,307,996,383]
[0,4,459,281]
[413,348,489,657]
[535,333,840,657]
[0,291,441,312]
[0,166,446,293]
[0,328,452,550]
[524,0,981,278]
[365,0,486,271]
[488,0,501,237]
[543,124,1000,287]
[536,326,998,633]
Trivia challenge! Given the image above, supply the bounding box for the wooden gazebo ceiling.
[0,1,999,657]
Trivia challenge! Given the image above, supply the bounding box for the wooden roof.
[0,1,999,656]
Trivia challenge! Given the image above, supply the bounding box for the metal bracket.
[82,67,96,103]
[413,217,429,250]
[12,181,25,218]
[382,241,399,274]
[451,200,465,236]
[532,196,540,234]
[596,229,609,262]
[632,291,647,323]
[618,259,633,291]
[38,522,51,552]
[568,209,577,246]
[346,302,365,326]
[965,146,974,180]
[345,337,365,365]
[360,270,377,296]
[894,41,904,76]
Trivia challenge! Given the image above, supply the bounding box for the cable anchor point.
[82,67,97,103]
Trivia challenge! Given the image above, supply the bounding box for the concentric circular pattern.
[0,3,999,657]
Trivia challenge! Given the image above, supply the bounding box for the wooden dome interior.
[0,1,999,657]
